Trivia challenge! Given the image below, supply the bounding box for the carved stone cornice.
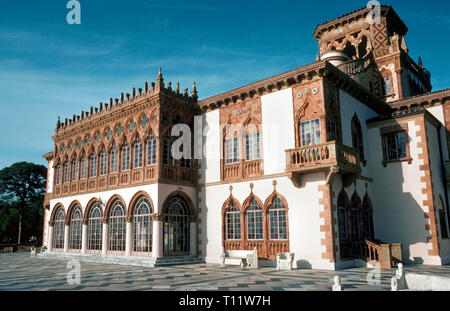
[389,89,450,110]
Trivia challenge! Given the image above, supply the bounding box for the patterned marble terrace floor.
[0,252,447,291]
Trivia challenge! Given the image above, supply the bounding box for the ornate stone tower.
[314,5,432,102]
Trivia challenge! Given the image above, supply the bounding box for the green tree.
[0,162,47,244]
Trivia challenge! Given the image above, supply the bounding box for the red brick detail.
[318,183,337,262]
[415,118,440,256]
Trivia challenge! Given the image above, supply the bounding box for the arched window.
[99,148,107,175]
[80,155,88,179]
[133,138,143,168]
[56,165,62,184]
[121,141,130,171]
[89,152,97,178]
[225,200,241,240]
[268,197,288,240]
[350,194,361,241]
[343,41,357,59]
[362,195,375,240]
[337,191,349,241]
[87,203,103,252]
[163,196,190,255]
[108,200,126,253]
[147,132,157,165]
[69,206,82,251]
[63,162,70,183]
[71,159,78,181]
[110,144,118,173]
[351,114,365,164]
[246,199,263,240]
[52,207,65,250]
[133,197,153,254]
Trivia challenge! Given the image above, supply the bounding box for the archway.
[162,196,190,256]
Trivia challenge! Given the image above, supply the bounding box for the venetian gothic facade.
[42,5,450,270]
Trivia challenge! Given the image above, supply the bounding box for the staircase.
[37,251,204,268]
[362,240,403,269]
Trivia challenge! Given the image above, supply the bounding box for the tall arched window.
[350,194,361,241]
[89,152,97,178]
[71,159,78,181]
[337,191,349,241]
[80,155,88,179]
[163,196,190,255]
[56,165,62,184]
[87,203,103,253]
[438,196,449,239]
[268,197,288,240]
[351,114,365,164]
[147,132,157,165]
[362,195,375,240]
[69,206,82,251]
[225,200,241,240]
[133,138,143,168]
[99,148,107,175]
[110,144,118,173]
[246,199,263,240]
[133,197,153,254]
[52,207,65,250]
[121,141,130,171]
[108,200,126,253]
[63,162,70,183]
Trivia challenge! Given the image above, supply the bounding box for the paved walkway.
[0,252,446,291]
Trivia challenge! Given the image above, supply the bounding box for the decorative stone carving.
[276,252,295,270]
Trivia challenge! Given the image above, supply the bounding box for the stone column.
[189,216,197,257]
[102,220,108,256]
[64,224,70,252]
[152,214,163,258]
[47,222,54,252]
[81,222,88,255]
[125,217,133,256]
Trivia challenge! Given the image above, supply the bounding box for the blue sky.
[0,0,449,170]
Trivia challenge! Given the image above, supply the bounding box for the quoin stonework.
[41,5,450,270]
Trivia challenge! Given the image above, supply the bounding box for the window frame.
[300,118,321,147]
[245,132,261,161]
[380,124,411,166]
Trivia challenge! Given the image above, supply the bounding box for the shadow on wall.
[372,159,430,265]
[296,259,312,269]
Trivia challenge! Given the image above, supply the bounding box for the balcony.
[223,159,263,182]
[285,141,361,187]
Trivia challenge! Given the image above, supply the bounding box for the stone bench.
[220,247,258,269]
[276,252,295,270]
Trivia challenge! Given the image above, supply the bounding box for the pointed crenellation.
[167,82,172,93]
[90,107,94,116]
[126,93,130,101]
[191,81,198,100]
[145,82,149,93]
[99,102,103,111]
[120,92,124,104]
[132,88,136,98]
[184,88,189,97]
[176,82,180,94]
[155,67,165,91]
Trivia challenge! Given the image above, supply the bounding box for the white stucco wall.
[47,160,54,194]
[261,88,295,175]
[201,110,221,184]
[200,173,334,270]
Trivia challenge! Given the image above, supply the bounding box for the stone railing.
[223,240,289,260]
[223,159,263,182]
[286,141,360,173]
[362,239,403,269]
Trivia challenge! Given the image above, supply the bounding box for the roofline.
[313,5,407,39]
[43,151,54,161]
[199,60,391,115]
[367,106,441,128]
[389,89,450,110]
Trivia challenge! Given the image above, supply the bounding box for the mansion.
[41,5,450,270]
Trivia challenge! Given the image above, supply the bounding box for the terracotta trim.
[82,197,101,224]
[50,203,65,222]
[103,194,127,222]
[161,191,196,216]
[65,200,83,224]
[318,183,336,263]
[126,190,155,218]
[415,117,440,257]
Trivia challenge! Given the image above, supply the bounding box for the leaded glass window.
[225,201,241,240]
[269,197,287,240]
[301,119,321,146]
[134,138,143,168]
[133,197,153,253]
[121,142,130,171]
[89,153,97,178]
[56,165,62,184]
[52,208,65,250]
[63,162,70,183]
[225,137,240,164]
[245,132,260,161]
[147,133,157,165]
[87,203,103,252]
[99,149,107,175]
[69,206,82,250]
[71,160,78,181]
[80,156,88,179]
[108,200,126,252]
[110,144,118,173]
[246,199,263,240]
[384,131,407,161]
